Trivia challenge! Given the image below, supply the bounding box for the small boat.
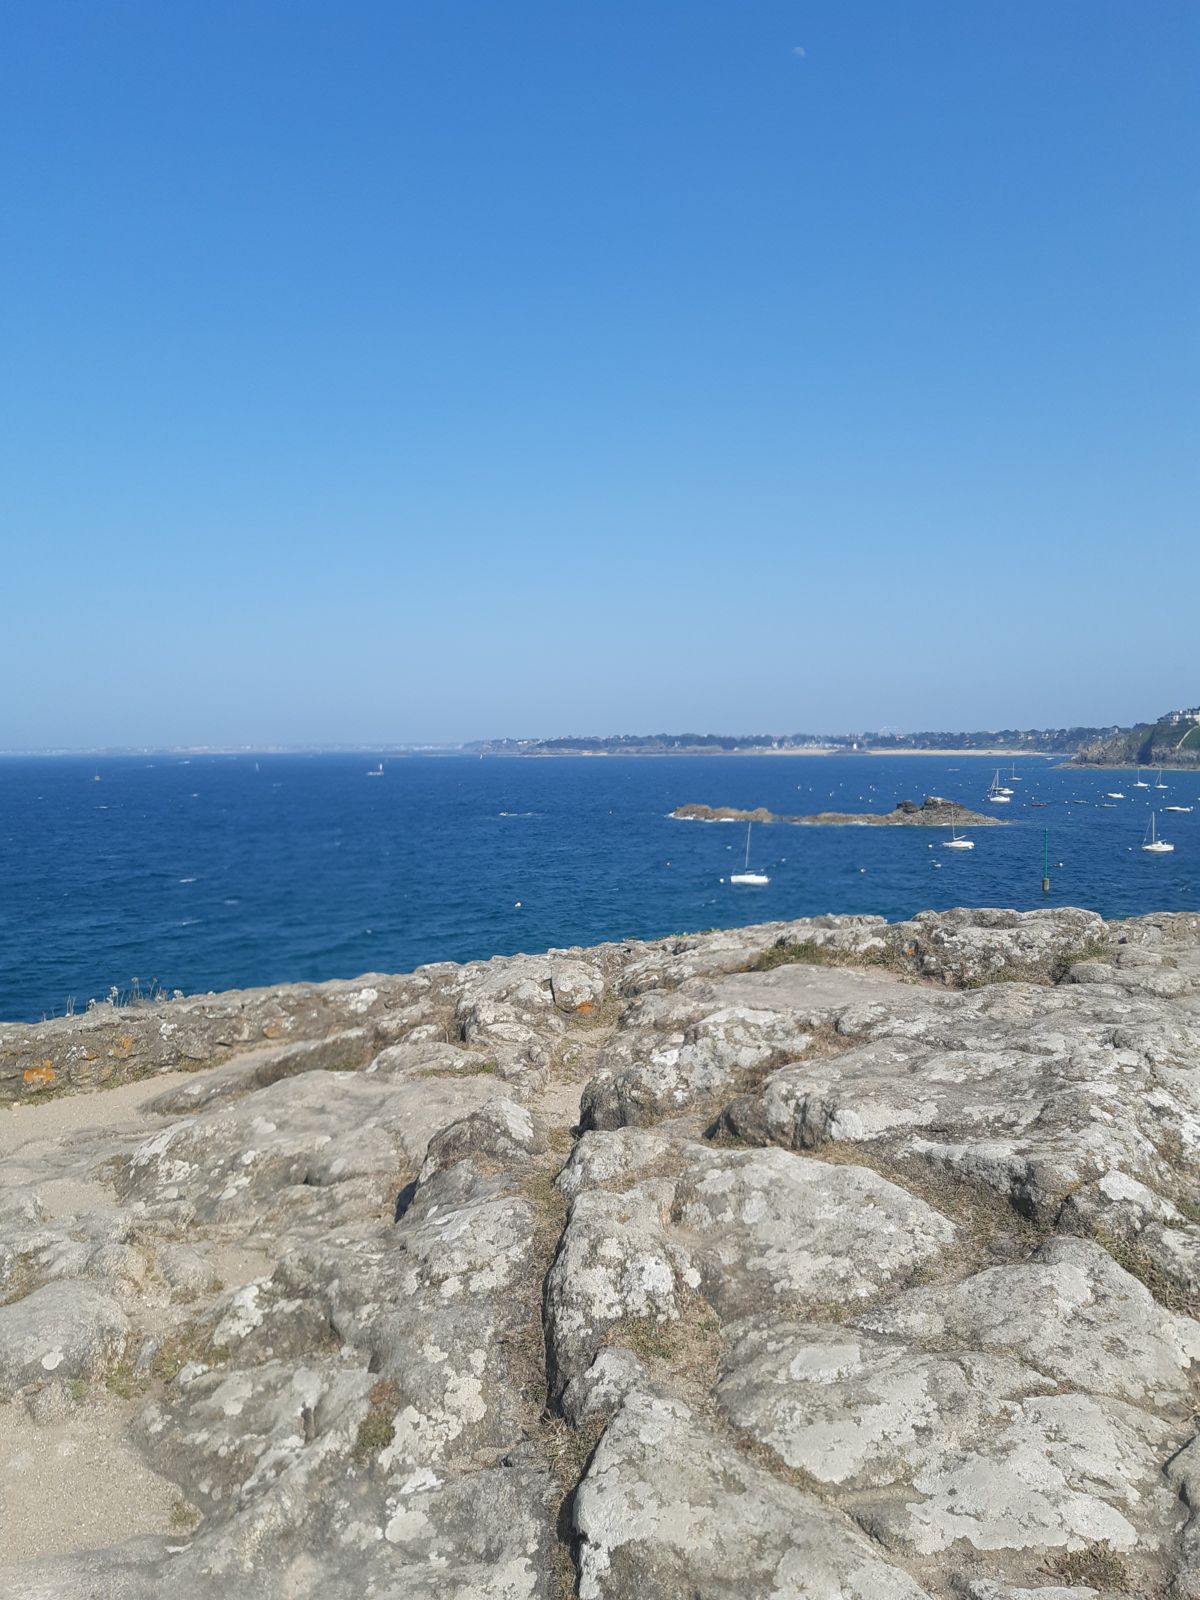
[366,762,384,778]
[1009,762,1022,782]
[1134,770,1150,788]
[1142,814,1175,854]
[1106,792,1125,800]
[942,814,974,850]
[1030,800,1050,808]
[1155,769,1169,789]
[1164,805,1193,814]
[730,823,770,885]
[986,771,1011,803]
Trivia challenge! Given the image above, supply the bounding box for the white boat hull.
[1143,842,1175,853]
[730,872,770,885]
[943,840,974,850]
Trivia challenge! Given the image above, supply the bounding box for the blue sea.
[1,753,1197,1023]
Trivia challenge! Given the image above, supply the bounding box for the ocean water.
[1,752,1197,1023]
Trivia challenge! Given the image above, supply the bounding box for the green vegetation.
[352,1379,401,1463]
[417,1057,498,1078]
[169,1497,201,1532]
[748,938,910,976]
[151,1328,231,1385]
[1075,706,1200,769]
[961,939,1113,989]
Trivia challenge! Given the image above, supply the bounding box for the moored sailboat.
[1142,813,1175,854]
[730,823,770,885]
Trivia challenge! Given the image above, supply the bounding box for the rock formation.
[2,906,1200,1597]
[673,797,1003,826]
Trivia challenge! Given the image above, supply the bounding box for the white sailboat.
[986,771,1011,803]
[1134,770,1150,788]
[730,823,770,885]
[943,811,974,850]
[1142,814,1175,854]
[1155,768,1168,789]
[1106,791,1125,800]
[366,762,384,778]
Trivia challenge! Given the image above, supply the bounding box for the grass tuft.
[1093,1229,1198,1318]
[1044,1539,1129,1588]
[352,1379,401,1463]
[749,939,910,975]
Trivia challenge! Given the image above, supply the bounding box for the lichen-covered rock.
[716,1322,1186,1559]
[582,962,925,1130]
[548,1131,956,1395]
[0,1281,128,1395]
[4,908,1200,1599]
[718,975,1200,1220]
[572,1387,935,1599]
[858,1237,1200,1407]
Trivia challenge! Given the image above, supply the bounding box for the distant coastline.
[510,746,1049,759]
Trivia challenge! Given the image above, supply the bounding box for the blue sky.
[1,1,1195,747]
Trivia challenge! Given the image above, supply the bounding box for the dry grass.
[604,1290,725,1406]
[797,1141,1049,1286]
[499,1159,588,1600]
[565,991,624,1031]
[1043,1539,1130,1588]
[1,1251,38,1306]
[1094,1229,1198,1318]
[733,1427,839,1506]
[415,1057,499,1078]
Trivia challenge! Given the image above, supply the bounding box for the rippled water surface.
[1,753,1197,1021]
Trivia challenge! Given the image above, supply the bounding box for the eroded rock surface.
[1,908,1199,1598]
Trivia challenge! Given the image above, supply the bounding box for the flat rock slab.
[0,1282,128,1397]
[548,1131,955,1392]
[573,1387,934,1599]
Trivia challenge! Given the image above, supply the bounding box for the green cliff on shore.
[1074,708,1200,769]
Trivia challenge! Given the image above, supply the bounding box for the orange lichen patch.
[109,1035,134,1058]
[575,1002,594,1014]
[23,1061,56,1086]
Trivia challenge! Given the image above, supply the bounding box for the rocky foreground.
[3,907,1200,1599]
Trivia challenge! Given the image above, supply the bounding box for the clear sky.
[1,1,1195,748]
